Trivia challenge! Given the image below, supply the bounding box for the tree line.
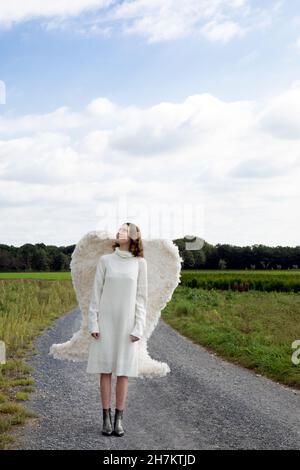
[0,243,73,272]
[174,240,300,270]
[0,240,299,272]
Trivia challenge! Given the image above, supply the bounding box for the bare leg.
[100,373,112,408]
[116,376,128,410]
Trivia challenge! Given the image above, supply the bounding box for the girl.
[86,222,148,437]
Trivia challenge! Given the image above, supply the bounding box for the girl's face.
[117,225,129,245]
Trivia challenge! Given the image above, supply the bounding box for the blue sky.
[1,0,300,113]
[1,0,300,246]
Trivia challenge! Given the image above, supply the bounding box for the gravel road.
[11,307,300,450]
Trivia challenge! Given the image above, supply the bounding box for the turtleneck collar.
[114,246,134,258]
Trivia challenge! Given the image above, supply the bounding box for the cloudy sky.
[1,0,300,247]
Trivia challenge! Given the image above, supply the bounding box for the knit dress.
[86,247,148,377]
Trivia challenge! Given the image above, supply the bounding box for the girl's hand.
[91,332,100,339]
[130,334,139,342]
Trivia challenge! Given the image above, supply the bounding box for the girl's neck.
[118,244,130,251]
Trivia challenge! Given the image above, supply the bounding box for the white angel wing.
[49,230,182,378]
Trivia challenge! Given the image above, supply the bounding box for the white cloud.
[1,82,300,245]
[86,97,118,117]
[257,82,300,139]
[0,0,113,27]
[0,0,281,44]
[0,107,85,136]
[200,20,244,43]
[111,0,247,41]
[0,132,81,184]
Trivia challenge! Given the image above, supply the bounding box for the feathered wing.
[136,238,183,378]
[49,230,183,378]
[49,230,113,363]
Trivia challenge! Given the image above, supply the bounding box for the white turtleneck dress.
[86,247,148,377]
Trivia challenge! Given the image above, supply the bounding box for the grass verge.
[162,286,300,389]
[0,279,77,449]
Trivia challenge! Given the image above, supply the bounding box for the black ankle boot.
[113,408,124,436]
[102,407,113,436]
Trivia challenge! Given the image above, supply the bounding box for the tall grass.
[0,279,77,449]
[181,270,300,292]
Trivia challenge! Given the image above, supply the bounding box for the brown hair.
[112,222,144,257]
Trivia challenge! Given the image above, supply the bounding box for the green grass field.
[0,272,71,280]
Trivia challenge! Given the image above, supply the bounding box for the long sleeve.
[130,257,148,339]
[88,256,106,334]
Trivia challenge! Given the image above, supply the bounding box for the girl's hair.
[112,222,144,257]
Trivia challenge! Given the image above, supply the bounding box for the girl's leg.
[100,372,112,408]
[115,375,128,410]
